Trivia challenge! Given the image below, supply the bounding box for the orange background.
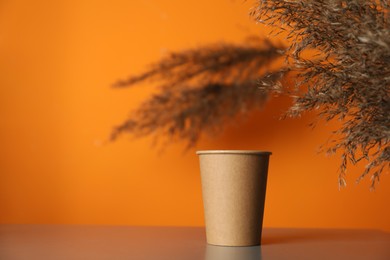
[0,0,389,231]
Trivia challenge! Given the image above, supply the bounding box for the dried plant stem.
[252,0,390,188]
[111,38,284,148]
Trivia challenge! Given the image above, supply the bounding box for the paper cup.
[197,150,271,246]
[205,244,261,259]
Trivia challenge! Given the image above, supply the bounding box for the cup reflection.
[205,244,262,260]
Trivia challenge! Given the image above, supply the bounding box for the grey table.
[0,225,389,259]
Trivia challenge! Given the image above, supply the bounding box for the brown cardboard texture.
[205,244,261,259]
[197,150,271,246]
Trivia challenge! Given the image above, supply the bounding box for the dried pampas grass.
[251,0,389,188]
[112,0,389,188]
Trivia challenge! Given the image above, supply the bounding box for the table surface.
[0,225,389,260]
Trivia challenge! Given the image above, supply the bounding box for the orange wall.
[0,0,389,231]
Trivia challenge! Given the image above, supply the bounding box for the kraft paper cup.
[197,150,271,247]
[205,244,261,260]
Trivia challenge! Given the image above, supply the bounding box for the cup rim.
[196,150,272,155]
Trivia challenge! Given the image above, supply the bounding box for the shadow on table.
[202,228,390,260]
[261,228,390,245]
